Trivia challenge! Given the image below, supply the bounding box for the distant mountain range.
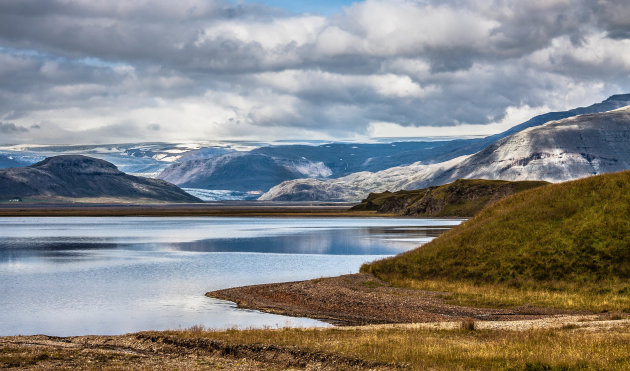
[156,94,630,195]
[262,106,630,201]
[0,155,200,203]
[0,142,259,179]
[1,94,630,201]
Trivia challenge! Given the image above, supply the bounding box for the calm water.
[0,217,462,336]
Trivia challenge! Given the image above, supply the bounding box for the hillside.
[259,156,469,201]
[362,171,630,284]
[158,152,315,192]
[263,105,630,201]
[350,179,549,217]
[0,155,201,203]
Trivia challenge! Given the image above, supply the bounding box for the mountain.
[262,106,630,201]
[350,179,549,217]
[0,142,238,178]
[259,156,468,201]
[156,141,477,193]
[3,95,630,199]
[160,94,630,196]
[410,106,630,188]
[362,170,630,284]
[157,152,331,192]
[447,93,630,158]
[0,155,201,203]
[0,154,30,168]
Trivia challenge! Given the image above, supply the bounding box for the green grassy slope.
[351,179,548,217]
[362,171,630,284]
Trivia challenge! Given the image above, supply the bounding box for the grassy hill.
[362,171,630,286]
[350,179,548,217]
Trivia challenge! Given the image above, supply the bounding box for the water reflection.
[0,217,462,336]
[160,226,450,255]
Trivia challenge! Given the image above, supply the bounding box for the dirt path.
[207,273,582,326]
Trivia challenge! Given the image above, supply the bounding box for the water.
[0,217,462,336]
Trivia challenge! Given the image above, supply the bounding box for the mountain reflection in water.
[0,217,462,336]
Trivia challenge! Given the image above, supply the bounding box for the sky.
[0,0,629,144]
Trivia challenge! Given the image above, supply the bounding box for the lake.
[0,217,462,336]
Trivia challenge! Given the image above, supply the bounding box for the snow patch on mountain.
[288,161,333,178]
[182,188,261,201]
[259,156,470,201]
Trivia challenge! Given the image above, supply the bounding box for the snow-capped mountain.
[417,106,630,187]
[158,152,332,192]
[155,142,473,193]
[261,106,630,201]
[0,142,236,177]
[157,94,630,196]
[4,94,630,201]
[259,156,470,201]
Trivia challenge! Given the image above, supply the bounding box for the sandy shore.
[206,273,582,326]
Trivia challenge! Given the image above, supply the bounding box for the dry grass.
[4,323,630,369]
[163,323,630,370]
[385,277,630,313]
[0,345,136,369]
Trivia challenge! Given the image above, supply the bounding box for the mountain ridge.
[159,94,630,196]
[262,105,630,201]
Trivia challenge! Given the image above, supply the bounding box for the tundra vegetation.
[362,171,630,312]
[351,178,549,217]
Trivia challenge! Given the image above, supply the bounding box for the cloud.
[0,122,29,134]
[0,0,628,143]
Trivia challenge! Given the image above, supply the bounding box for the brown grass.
[161,323,630,370]
[385,277,630,313]
[4,323,630,370]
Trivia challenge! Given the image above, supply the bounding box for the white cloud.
[196,16,326,50]
[367,104,552,138]
[253,69,430,98]
[0,0,628,144]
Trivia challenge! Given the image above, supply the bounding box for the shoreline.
[0,202,385,217]
[3,272,629,369]
[206,273,584,326]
